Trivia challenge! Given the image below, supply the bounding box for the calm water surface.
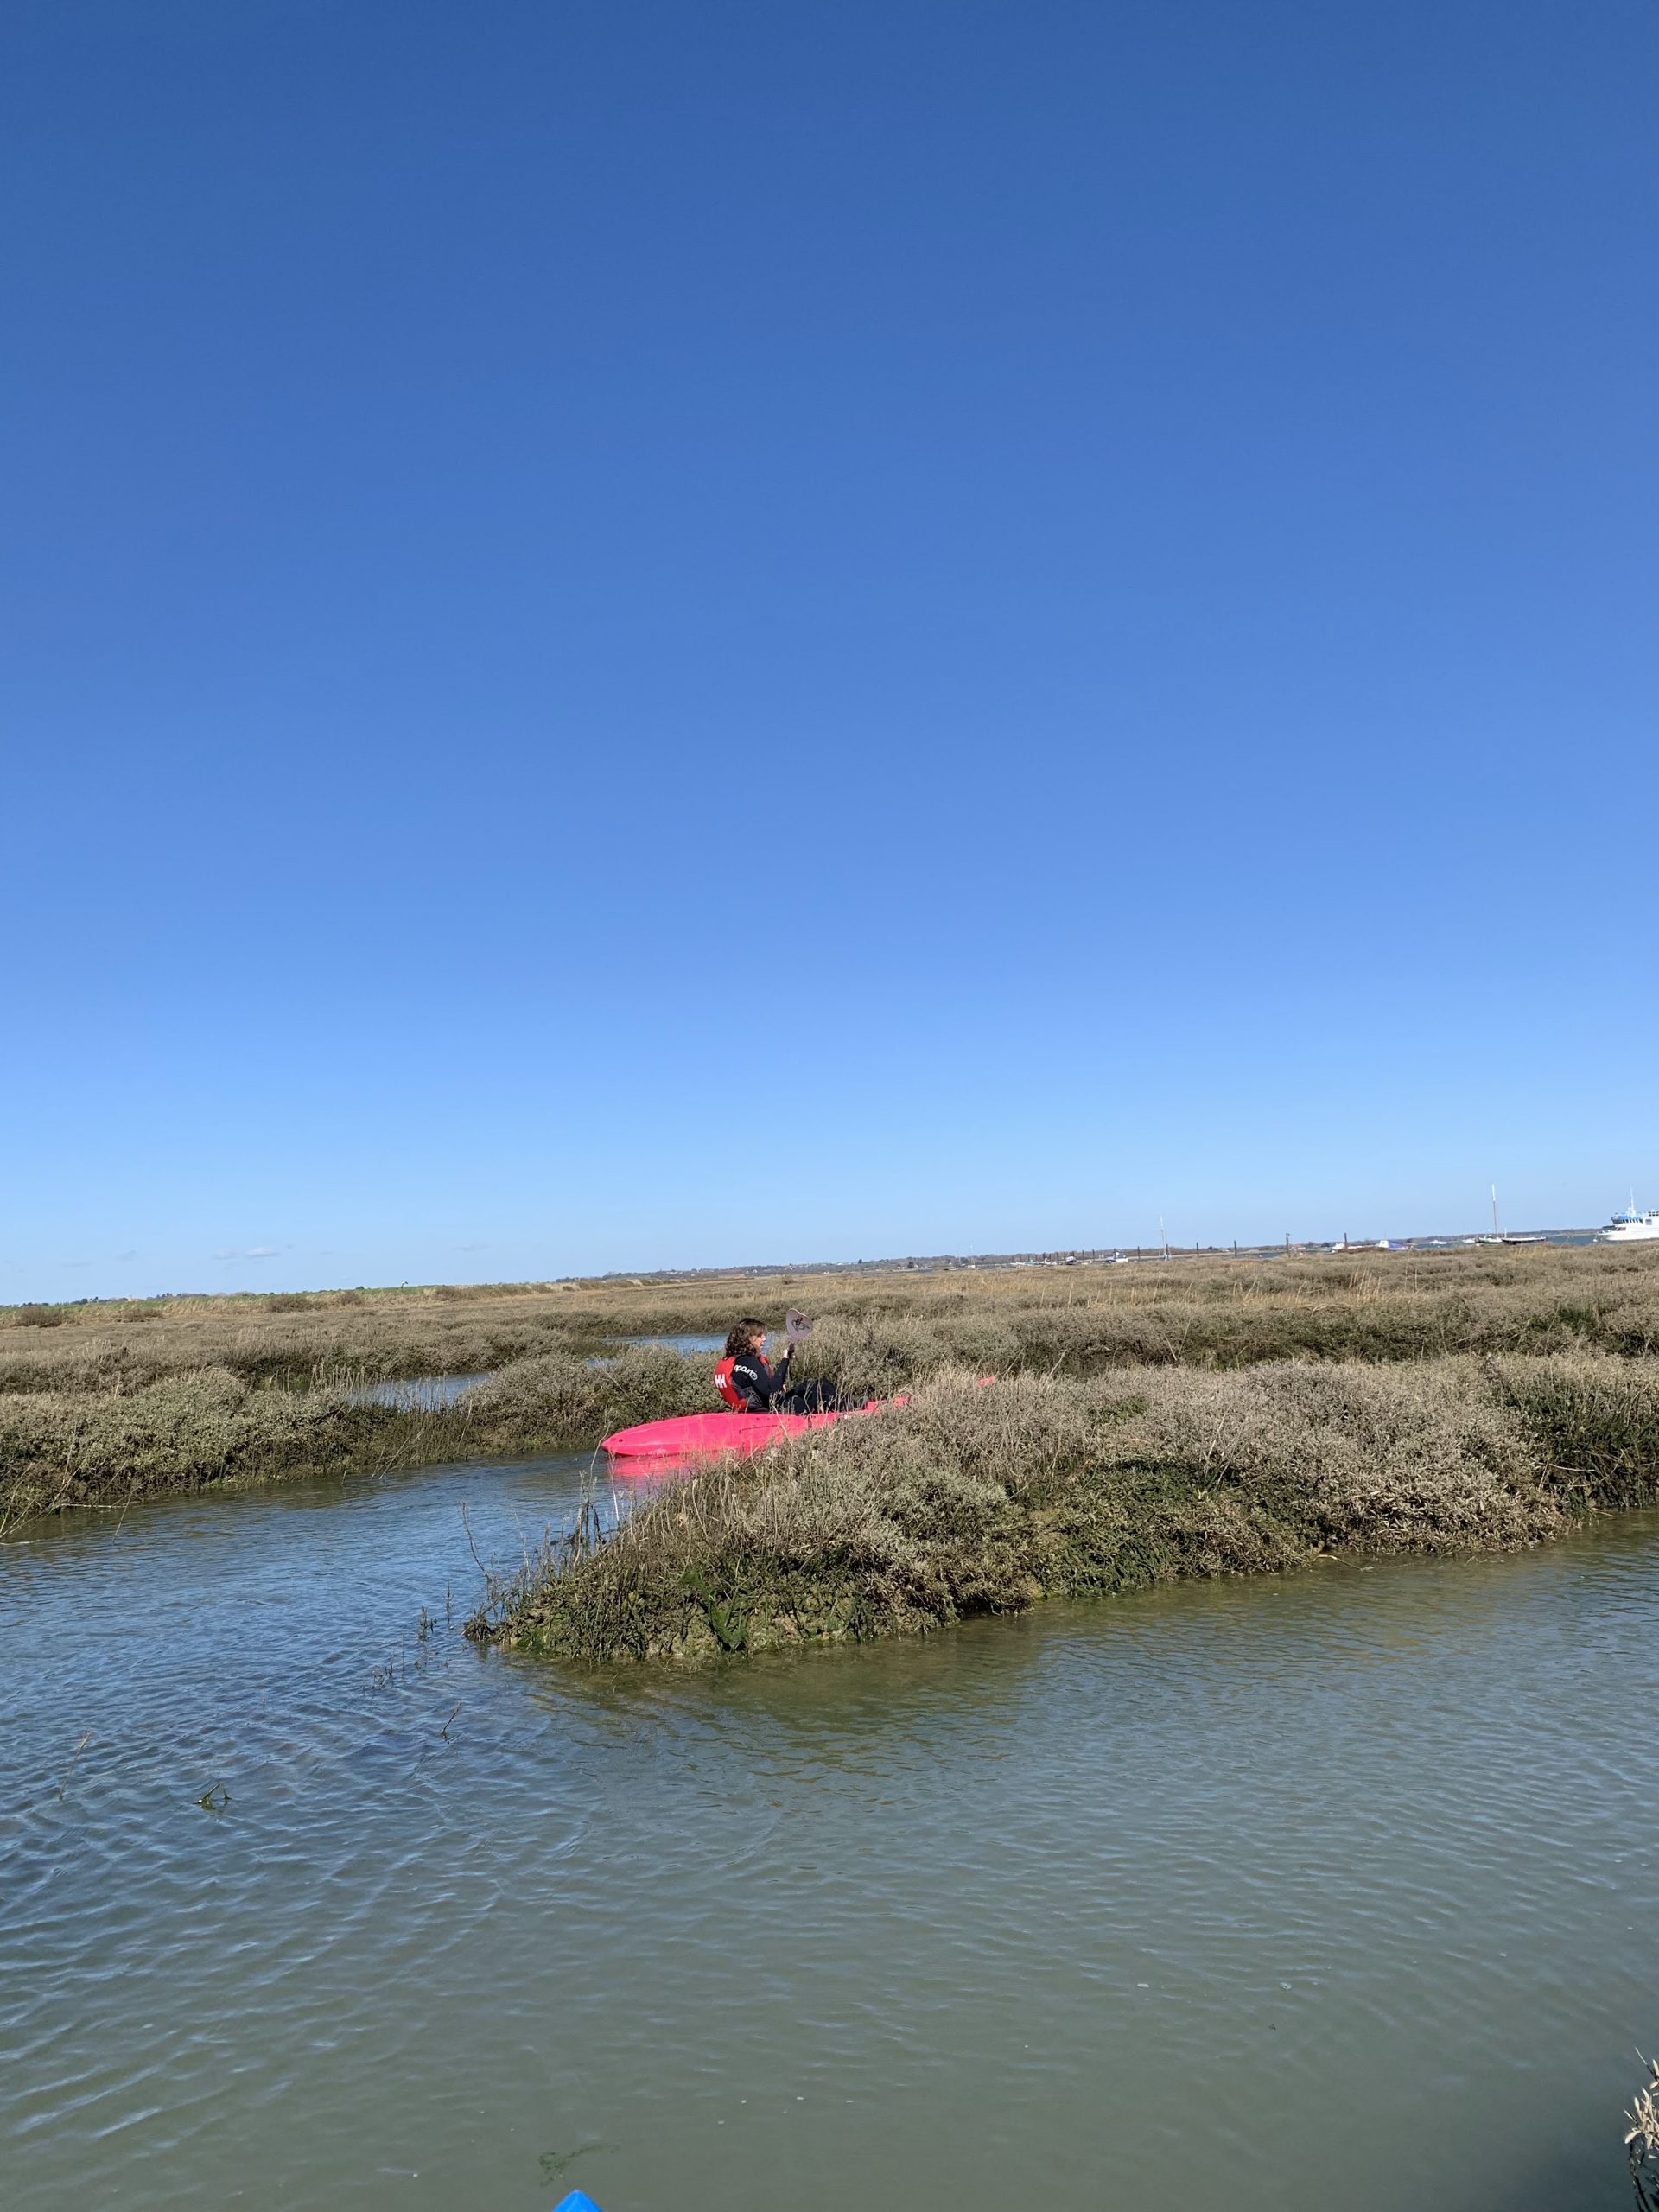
[349,1374,490,1410]
[615,1334,725,1355]
[3,1458,1657,2212]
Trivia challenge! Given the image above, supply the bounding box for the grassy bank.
[0,1288,589,1395]
[0,1347,719,1528]
[470,1351,1659,1662]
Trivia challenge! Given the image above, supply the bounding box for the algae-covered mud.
[4,1456,1656,2210]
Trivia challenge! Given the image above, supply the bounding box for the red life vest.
[715,1356,744,1409]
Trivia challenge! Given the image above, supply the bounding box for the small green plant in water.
[539,2144,616,2183]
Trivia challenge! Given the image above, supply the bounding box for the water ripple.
[4,1471,1659,2210]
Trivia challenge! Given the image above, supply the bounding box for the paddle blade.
[785,1308,812,1344]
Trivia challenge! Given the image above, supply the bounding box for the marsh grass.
[0,1297,586,1397]
[12,1243,1659,1396]
[12,1243,1659,1527]
[458,1345,715,1445]
[0,1369,448,1530]
[474,1352,1659,1662]
[544,1242,1659,1382]
[0,1345,723,1528]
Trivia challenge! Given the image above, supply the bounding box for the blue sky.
[3,0,1656,1298]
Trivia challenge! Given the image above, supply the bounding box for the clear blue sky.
[4,0,1656,1298]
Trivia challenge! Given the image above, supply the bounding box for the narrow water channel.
[3,1458,1656,2211]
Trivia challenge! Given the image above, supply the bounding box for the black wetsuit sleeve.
[730,1347,791,1410]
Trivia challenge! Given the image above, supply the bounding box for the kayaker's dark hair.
[725,1319,767,1357]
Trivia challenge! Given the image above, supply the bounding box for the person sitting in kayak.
[715,1319,842,1415]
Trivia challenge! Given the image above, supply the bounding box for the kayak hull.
[601,1403,880,1463]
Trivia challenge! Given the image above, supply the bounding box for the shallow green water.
[3,1459,1656,2210]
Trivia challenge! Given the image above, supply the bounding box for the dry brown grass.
[10,1242,1659,1393]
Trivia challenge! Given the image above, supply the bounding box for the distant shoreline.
[0,1228,1617,1313]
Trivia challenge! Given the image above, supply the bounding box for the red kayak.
[601,1401,889,1464]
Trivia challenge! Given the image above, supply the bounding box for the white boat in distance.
[1600,1203,1659,1243]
